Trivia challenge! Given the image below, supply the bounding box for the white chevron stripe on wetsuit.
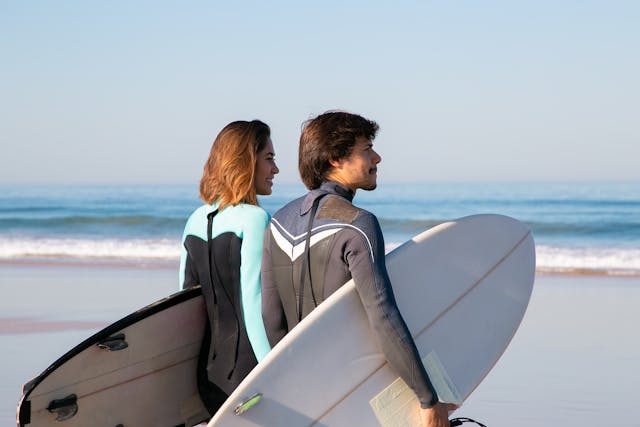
[270,219,375,263]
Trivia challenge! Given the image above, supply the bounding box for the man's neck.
[321,180,355,201]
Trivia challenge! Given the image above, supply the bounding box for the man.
[261,111,455,427]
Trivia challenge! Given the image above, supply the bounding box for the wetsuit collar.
[300,181,355,214]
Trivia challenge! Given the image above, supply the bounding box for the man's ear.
[328,158,342,169]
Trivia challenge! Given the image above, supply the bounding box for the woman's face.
[254,138,279,195]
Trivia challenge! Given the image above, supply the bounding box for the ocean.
[1,182,639,275]
[2,182,640,426]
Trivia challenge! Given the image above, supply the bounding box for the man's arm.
[261,227,288,347]
[345,212,439,409]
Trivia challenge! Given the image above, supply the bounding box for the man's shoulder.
[273,194,305,219]
[338,201,380,238]
[316,195,363,224]
[270,195,306,233]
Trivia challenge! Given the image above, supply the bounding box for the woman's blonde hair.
[199,120,270,209]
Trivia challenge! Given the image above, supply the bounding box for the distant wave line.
[0,237,638,275]
[366,198,640,208]
[1,215,639,240]
[0,215,187,229]
[378,218,640,237]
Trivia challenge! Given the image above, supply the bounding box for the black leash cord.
[450,417,488,427]
[297,196,322,321]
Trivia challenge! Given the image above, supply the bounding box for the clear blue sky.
[1,1,638,184]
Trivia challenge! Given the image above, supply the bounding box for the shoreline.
[0,317,109,334]
[535,267,640,277]
[3,260,640,426]
[2,258,639,277]
[0,258,179,270]
[2,262,639,339]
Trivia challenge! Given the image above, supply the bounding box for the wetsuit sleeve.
[239,208,272,362]
[347,213,439,408]
[179,213,199,290]
[179,240,188,290]
[261,226,288,347]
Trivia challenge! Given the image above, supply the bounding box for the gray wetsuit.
[261,181,438,408]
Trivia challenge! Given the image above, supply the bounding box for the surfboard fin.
[97,333,129,351]
[47,394,78,421]
[450,417,488,427]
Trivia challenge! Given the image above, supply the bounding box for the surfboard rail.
[16,286,205,427]
[208,214,535,426]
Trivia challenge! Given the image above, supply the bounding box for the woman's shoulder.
[181,204,211,239]
[223,203,269,224]
[185,204,212,223]
[226,203,267,215]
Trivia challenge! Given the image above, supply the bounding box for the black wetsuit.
[180,202,271,414]
[261,181,439,408]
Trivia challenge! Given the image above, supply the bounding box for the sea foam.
[1,237,638,276]
[0,237,180,262]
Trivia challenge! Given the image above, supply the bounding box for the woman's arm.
[239,207,272,362]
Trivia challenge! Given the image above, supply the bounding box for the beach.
[4,0,639,424]
[1,262,179,426]
[2,262,639,426]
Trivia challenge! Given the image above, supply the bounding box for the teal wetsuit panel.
[180,202,271,362]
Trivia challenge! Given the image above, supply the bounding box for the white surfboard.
[208,214,535,427]
[16,286,211,427]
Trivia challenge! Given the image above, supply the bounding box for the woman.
[179,120,279,415]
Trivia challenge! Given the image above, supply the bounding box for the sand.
[2,262,639,426]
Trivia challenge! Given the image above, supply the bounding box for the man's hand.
[419,402,459,427]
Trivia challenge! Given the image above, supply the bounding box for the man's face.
[330,136,382,192]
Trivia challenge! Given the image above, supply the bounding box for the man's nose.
[373,149,381,164]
